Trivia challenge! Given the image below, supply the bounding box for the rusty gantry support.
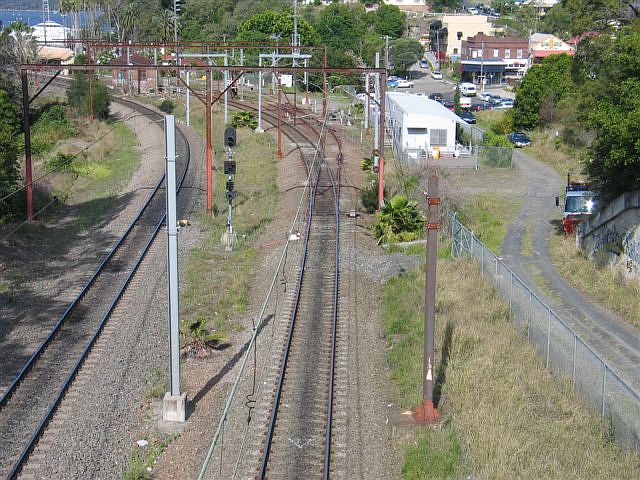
[378,73,387,210]
[414,175,441,424]
[205,71,213,215]
[21,71,33,220]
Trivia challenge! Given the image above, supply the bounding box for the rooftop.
[387,92,462,122]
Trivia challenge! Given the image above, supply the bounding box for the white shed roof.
[387,92,462,122]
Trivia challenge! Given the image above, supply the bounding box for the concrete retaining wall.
[578,191,640,279]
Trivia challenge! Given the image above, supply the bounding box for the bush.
[360,180,379,213]
[159,99,174,114]
[230,111,258,130]
[360,156,373,171]
[372,194,424,244]
[44,152,75,173]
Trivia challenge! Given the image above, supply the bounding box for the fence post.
[528,291,532,341]
[572,335,577,393]
[546,307,552,369]
[480,240,484,276]
[509,271,513,316]
[602,364,607,417]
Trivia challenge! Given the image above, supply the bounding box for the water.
[0,9,87,29]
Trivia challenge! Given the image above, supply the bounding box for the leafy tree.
[578,24,640,201]
[237,9,319,45]
[389,38,423,75]
[513,54,573,129]
[67,73,111,119]
[374,4,405,38]
[0,89,21,221]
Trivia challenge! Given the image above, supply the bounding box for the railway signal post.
[221,127,238,251]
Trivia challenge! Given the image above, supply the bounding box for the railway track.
[0,98,190,479]
[223,98,343,479]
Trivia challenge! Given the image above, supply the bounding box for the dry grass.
[549,233,640,330]
[527,128,583,177]
[384,258,640,478]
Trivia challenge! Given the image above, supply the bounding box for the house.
[37,46,74,65]
[439,15,502,61]
[529,33,575,63]
[460,33,529,84]
[108,53,157,95]
[386,92,462,163]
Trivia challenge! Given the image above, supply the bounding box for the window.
[408,128,428,135]
[472,50,478,58]
[504,49,511,58]
[517,49,523,58]
[453,47,459,54]
[457,31,463,40]
[493,49,499,58]
[430,129,447,146]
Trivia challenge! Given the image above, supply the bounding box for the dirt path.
[501,150,640,391]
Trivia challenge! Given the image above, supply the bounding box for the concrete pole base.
[254,127,264,133]
[221,230,238,251]
[162,392,187,422]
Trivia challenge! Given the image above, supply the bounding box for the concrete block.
[162,391,187,422]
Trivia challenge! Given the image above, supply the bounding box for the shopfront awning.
[462,63,505,73]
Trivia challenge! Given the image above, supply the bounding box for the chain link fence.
[449,212,640,451]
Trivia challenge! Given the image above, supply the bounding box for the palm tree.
[120,2,139,41]
[155,8,175,44]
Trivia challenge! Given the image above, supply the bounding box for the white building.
[386,92,462,162]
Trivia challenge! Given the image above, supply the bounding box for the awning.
[462,63,505,73]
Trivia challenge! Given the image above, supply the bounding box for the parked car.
[428,92,444,102]
[386,78,399,87]
[396,79,414,88]
[470,103,491,111]
[431,70,443,80]
[419,60,429,68]
[507,132,531,147]
[459,111,476,124]
[488,95,503,105]
[478,92,493,102]
[442,100,455,111]
[468,7,479,14]
[497,98,515,108]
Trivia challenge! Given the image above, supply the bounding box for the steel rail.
[257,160,321,479]
[197,98,327,480]
[4,99,190,479]
[247,100,341,478]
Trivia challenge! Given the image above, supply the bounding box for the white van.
[460,82,477,96]
[460,97,472,109]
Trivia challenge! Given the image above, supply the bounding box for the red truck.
[556,174,597,235]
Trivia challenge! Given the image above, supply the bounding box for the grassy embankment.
[381,143,640,477]
[477,109,640,330]
[11,104,140,249]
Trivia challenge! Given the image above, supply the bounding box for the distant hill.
[2,1,57,10]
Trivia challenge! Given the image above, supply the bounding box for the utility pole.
[163,115,186,423]
[480,40,485,93]
[415,175,441,424]
[383,35,391,70]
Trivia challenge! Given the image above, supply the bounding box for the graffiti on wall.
[588,224,640,274]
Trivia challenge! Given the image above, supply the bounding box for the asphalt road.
[501,150,640,392]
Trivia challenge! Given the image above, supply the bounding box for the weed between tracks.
[383,258,640,478]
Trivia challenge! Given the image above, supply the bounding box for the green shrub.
[360,180,379,213]
[230,111,258,130]
[159,99,174,114]
[372,194,424,244]
[44,152,75,173]
[360,156,373,171]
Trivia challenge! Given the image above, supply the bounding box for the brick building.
[460,33,529,85]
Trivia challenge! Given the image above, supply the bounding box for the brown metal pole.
[322,47,327,118]
[21,71,33,221]
[422,175,440,422]
[378,77,386,210]
[206,70,213,215]
[277,73,283,159]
